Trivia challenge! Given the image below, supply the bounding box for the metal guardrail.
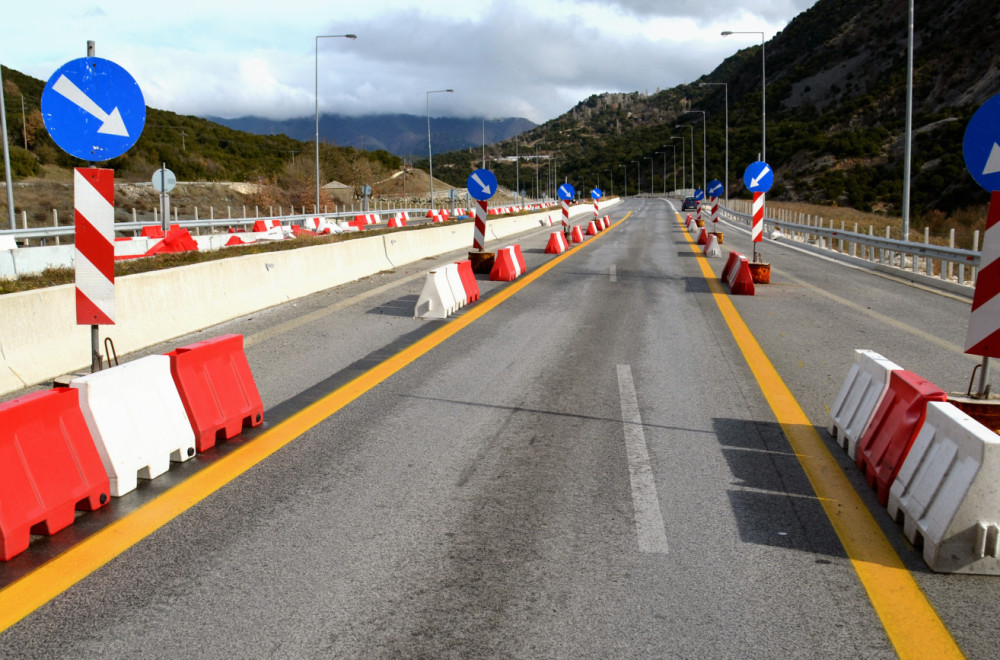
[718,205,979,288]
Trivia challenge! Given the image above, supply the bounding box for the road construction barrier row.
[829,349,1000,573]
[0,334,262,560]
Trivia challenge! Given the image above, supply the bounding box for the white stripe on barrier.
[443,263,466,312]
[888,401,1000,574]
[414,269,457,319]
[828,349,902,459]
[70,355,196,497]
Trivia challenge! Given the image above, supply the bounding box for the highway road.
[1,198,996,658]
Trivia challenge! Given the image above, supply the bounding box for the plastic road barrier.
[414,269,458,319]
[511,244,527,274]
[443,263,466,312]
[697,227,708,245]
[71,355,197,497]
[888,401,1000,574]
[856,370,947,506]
[0,388,110,560]
[704,234,721,257]
[829,350,903,459]
[723,251,755,296]
[571,226,584,243]
[166,334,264,453]
[545,231,568,254]
[489,247,521,282]
[585,221,598,236]
[455,260,480,304]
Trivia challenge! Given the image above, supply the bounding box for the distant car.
[681,196,698,211]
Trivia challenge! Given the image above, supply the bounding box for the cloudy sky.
[3,0,817,124]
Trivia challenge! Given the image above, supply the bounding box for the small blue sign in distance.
[743,161,773,193]
[963,93,1000,192]
[41,57,146,162]
[467,168,498,201]
[591,188,602,200]
[708,179,724,197]
[693,188,705,201]
[558,183,576,201]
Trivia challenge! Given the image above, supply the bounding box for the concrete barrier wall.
[0,200,618,396]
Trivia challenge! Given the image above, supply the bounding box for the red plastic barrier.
[721,250,741,281]
[571,225,584,243]
[856,370,947,506]
[225,235,246,246]
[545,231,568,254]
[455,260,480,303]
[0,388,109,560]
[144,227,199,256]
[697,227,708,245]
[166,334,264,453]
[140,225,164,239]
[725,252,755,295]
[512,244,527,273]
[489,248,519,281]
[292,225,318,237]
[252,220,269,232]
[585,221,597,236]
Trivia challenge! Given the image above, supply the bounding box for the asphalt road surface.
[1,198,995,659]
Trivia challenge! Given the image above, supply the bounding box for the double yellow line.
[677,212,964,660]
[0,212,630,633]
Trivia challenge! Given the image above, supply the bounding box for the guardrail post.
[972,229,980,285]
[921,227,929,275]
[852,223,858,257]
[243,206,247,219]
[948,229,955,281]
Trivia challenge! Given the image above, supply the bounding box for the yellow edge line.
[0,212,631,633]
[677,214,964,660]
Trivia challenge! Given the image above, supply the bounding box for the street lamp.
[427,88,454,208]
[722,30,765,162]
[684,110,707,195]
[663,144,677,194]
[700,82,728,205]
[671,136,685,191]
[655,152,665,195]
[315,33,357,213]
[675,125,694,192]
[902,0,914,241]
[645,157,654,195]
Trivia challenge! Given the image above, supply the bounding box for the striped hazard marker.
[74,168,115,325]
[472,200,488,251]
[561,198,570,228]
[965,191,1000,357]
[751,192,764,243]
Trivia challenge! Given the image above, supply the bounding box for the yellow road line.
[0,212,631,634]
[677,214,964,660]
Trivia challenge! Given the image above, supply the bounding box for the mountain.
[206,114,537,157]
[424,0,1000,232]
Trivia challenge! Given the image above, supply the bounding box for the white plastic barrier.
[71,355,196,497]
[828,349,902,459]
[414,269,458,319]
[443,263,466,312]
[704,234,721,257]
[887,401,1000,574]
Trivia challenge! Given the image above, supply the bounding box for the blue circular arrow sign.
[743,161,773,193]
[558,183,576,201]
[963,93,1000,192]
[41,57,146,162]
[467,168,498,201]
[707,179,724,198]
[693,188,705,201]
[590,188,602,200]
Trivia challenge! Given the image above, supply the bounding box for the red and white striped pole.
[75,167,115,371]
[561,198,570,228]
[710,195,719,230]
[593,198,599,222]
[751,191,764,261]
[472,200,488,251]
[965,191,1000,358]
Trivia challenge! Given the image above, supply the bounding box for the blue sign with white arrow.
[708,179,724,198]
[467,168,498,201]
[41,57,146,162]
[743,161,773,193]
[558,183,576,201]
[591,188,602,200]
[963,93,1000,192]
[693,188,705,201]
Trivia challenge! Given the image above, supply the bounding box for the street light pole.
[902,0,914,241]
[675,125,694,192]
[700,82,728,205]
[685,111,707,194]
[315,33,357,213]
[722,30,765,162]
[671,136,685,191]
[426,88,454,209]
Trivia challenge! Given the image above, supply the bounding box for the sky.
[2,0,818,125]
